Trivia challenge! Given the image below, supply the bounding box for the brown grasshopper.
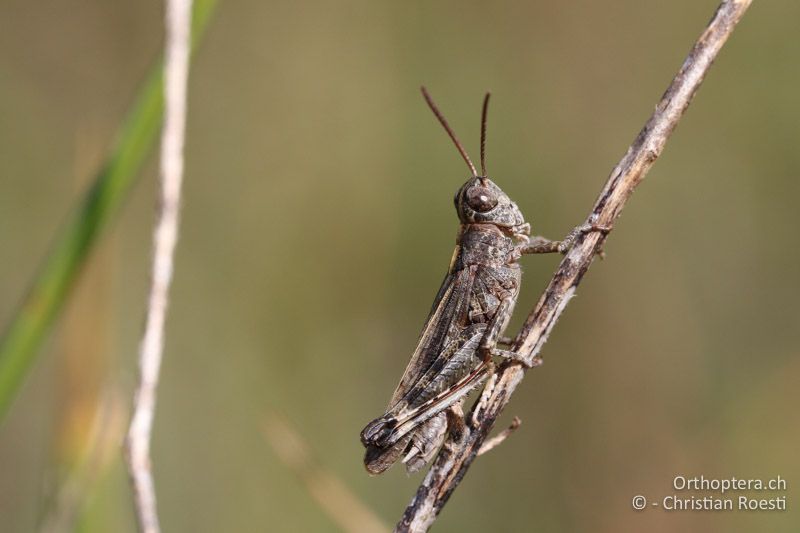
[360,87,607,475]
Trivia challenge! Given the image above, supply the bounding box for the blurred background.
[1,0,798,531]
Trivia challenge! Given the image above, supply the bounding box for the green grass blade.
[0,0,219,423]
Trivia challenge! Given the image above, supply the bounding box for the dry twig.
[124,1,193,532]
[395,1,753,531]
[476,416,520,457]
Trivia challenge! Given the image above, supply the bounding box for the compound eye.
[465,186,498,212]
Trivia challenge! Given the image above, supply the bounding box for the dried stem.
[476,416,520,457]
[124,1,193,532]
[395,1,752,531]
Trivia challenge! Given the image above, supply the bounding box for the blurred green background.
[1,1,798,531]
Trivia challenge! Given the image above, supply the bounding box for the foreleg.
[520,223,612,256]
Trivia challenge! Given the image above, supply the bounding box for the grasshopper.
[360,87,607,475]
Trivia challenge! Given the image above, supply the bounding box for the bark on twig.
[396,1,752,531]
[124,1,193,532]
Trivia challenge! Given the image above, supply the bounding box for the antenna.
[480,92,491,178]
[420,86,478,177]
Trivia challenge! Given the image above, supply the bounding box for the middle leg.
[478,297,531,368]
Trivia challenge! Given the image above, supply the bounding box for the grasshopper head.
[455,176,529,237]
[419,87,529,238]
